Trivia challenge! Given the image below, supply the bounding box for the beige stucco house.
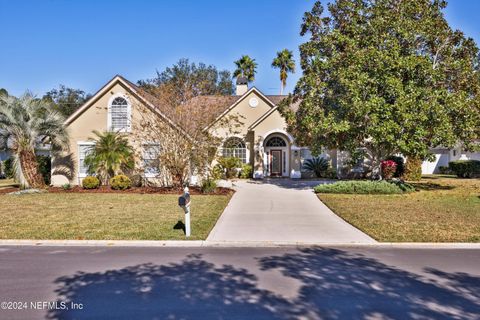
[51,75,333,186]
[51,75,184,186]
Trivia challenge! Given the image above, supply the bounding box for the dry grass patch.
[0,179,17,188]
[318,175,480,242]
[0,193,231,240]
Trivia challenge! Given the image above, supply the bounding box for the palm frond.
[302,157,329,177]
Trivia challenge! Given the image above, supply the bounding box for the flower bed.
[47,185,233,195]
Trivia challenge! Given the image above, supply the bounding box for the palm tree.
[271,49,295,95]
[233,55,258,83]
[0,93,69,188]
[84,130,134,184]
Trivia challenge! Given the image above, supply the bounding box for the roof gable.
[204,87,286,130]
[64,75,186,137]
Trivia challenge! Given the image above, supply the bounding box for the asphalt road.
[0,246,479,319]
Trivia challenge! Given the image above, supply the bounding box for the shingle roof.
[179,95,243,120]
[265,95,288,105]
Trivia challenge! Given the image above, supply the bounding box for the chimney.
[236,77,248,96]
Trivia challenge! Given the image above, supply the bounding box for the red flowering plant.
[381,160,397,180]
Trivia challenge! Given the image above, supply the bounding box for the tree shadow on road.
[47,254,290,320]
[258,248,480,319]
[47,249,480,319]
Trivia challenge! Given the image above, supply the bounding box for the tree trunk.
[19,150,45,189]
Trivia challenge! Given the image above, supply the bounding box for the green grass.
[0,193,231,240]
[319,175,480,242]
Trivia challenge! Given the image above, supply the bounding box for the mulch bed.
[47,185,233,195]
[0,187,18,194]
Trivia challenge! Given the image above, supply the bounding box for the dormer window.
[108,96,131,132]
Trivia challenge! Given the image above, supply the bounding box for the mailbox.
[178,186,191,237]
[178,192,190,209]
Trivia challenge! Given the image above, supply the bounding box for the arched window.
[222,137,247,163]
[109,96,130,131]
[265,136,287,147]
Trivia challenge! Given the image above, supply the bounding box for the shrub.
[389,179,416,193]
[404,158,422,181]
[129,174,144,187]
[36,155,51,185]
[314,180,415,194]
[3,158,14,179]
[239,163,253,179]
[82,176,100,189]
[211,164,225,180]
[438,166,451,174]
[302,157,329,177]
[385,155,405,177]
[324,168,337,179]
[200,178,217,194]
[110,174,132,190]
[381,160,397,180]
[62,183,71,190]
[448,160,480,178]
[217,157,242,179]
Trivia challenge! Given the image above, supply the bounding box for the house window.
[143,144,161,177]
[222,137,247,163]
[109,96,130,131]
[265,136,287,147]
[78,143,94,177]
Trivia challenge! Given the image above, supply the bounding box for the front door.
[270,150,282,176]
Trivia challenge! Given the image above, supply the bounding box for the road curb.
[0,239,479,248]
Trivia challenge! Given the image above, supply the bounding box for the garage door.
[421,151,450,174]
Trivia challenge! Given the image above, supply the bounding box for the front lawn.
[318,175,480,242]
[0,193,231,240]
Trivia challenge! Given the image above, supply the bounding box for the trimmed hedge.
[448,160,480,178]
[110,175,132,190]
[82,176,100,189]
[314,180,415,194]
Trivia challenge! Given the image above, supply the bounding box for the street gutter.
[0,239,479,249]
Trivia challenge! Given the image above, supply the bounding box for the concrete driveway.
[207,179,375,244]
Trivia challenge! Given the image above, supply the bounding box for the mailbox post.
[178,186,191,237]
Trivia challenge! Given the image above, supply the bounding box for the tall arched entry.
[263,134,289,177]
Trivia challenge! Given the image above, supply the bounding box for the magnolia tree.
[132,83,242,188]
[283,0,480,179]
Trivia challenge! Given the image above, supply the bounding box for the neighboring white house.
[421,146,480,174]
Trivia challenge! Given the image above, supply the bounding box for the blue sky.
[1,0,479,97]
